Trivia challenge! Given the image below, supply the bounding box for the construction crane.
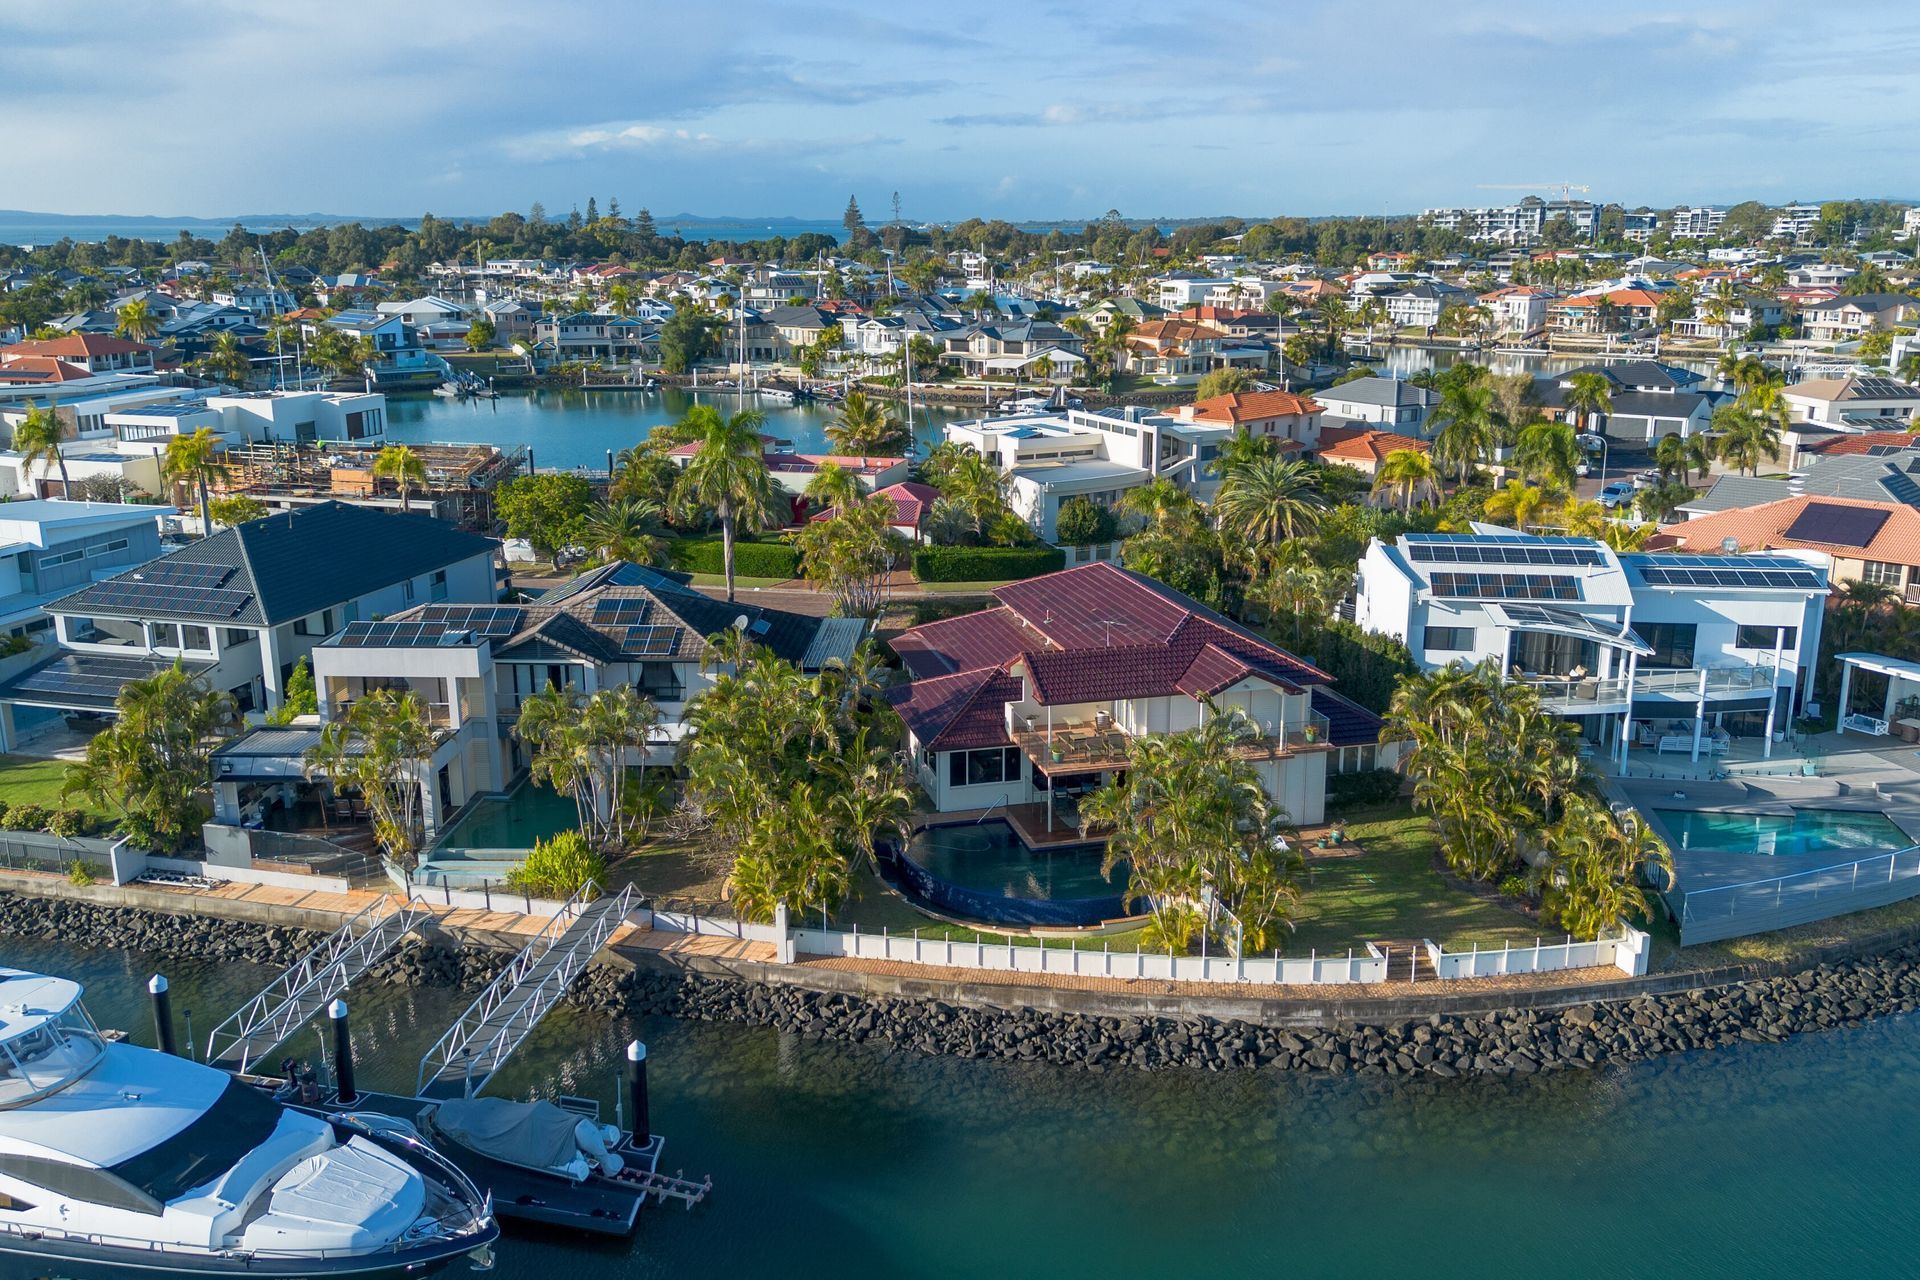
[1476,183,1592,202]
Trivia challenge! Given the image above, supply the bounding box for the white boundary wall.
[1423,926,1649,979]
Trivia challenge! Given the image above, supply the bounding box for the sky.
[5,0,1920,223]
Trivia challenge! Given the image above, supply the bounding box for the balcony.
[1008,709,1331,774]
[1519,664,1777,713]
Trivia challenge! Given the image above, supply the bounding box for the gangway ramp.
[416,883,635,1099]
[206,898,428,1072]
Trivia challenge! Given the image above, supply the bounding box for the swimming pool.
[436,782,578,852]
[890,820,1132,927]
[1652,808,1913,858]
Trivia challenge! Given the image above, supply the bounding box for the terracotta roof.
[1186,389,1323,424]
[1130,319,1232,344]
[0,356,96,383]
[1802,431,1920,458]
[889,605,1036,679]
[809,480,941,529]
[2,334,154,359]
[1173,643,1256,697]
[1658,495,1920,565]
[1315,426,1429,464]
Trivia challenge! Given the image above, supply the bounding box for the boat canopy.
[430,1097,584,1174]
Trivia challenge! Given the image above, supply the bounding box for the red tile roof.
[810,480,941,529]
[0,356,96,383]
[1659,495,1920,565]
[890,606,1035,679]
[2,334,154,359]
[1800,431,1920,458]
[1185,389,1323,425]
[1315,426,1429,464]
[887,668,1022,752]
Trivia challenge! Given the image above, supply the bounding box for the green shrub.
[1498,873,1532,901]
[912,545,1064,583]
[66,859,96,887]
[506,830,607,902]
[664,537,799,580]
[46,808,91,839]
[1325,768,1402,809]
[3,804,50,832]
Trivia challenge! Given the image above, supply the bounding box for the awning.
[0,651,214,712]
[1836,652,1920,684]
[1485,603,1653,656]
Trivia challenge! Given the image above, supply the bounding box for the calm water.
[910,820,1121,901]
[9,935,1920,1279]
[437,781,578,852]
[383,387,965,472]
[1653,808,1912,858]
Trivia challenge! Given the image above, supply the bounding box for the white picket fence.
[1422,927,1649,980]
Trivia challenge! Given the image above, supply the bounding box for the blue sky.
[5,0,1918,221]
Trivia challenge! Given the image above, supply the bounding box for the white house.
[1354,529,1830,768]
[1312,377,1440,435]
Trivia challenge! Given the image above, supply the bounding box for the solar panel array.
[416,605,523,638]
[84,575,253,618]
[129,561,236,588]
[1407,536,1604,567]
[1495,602,1639,644]
[1634,559,1826,590]
[334,620,462,647]
[621,624,680,657]
[592,597,652,625]
[1780,502,1892,549]
[1429,572,1581,601]
[15,655,174,704]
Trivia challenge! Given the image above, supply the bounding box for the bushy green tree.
[65,663,238,852]
[497,471,594,561]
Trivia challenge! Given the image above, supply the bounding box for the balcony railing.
[1518,664,1778,709]
[1008,708,1331,772]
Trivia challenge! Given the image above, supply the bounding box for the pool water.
[1653,808,1912,858]
[908,821,1125,902]
[437,782,579,850]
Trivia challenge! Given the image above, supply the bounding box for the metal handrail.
[1680,843,1920,921]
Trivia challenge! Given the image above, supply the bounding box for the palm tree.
[1214,455,1327,544]
[370,444,428,512]
[671,406,779,602]
[940,447,1015,540]
[825,389,904,455]
[1482,480,1552,532]
[1652,433,1690,481]
[1316,296,1351,356]
[803,461,862,515]
[162,427,228,537]
[115,299,156,341]
[1371,448,1440,514]
[1514,419,1582,491]
[1564,372,1614,436]
[1711,403,1781,477]
[199,331,250,386]
[582,496,667,566]
[11,403,69,496]
[1429,377,1504,482]
[1682,431,1715,483]
[1117,475,1201,530]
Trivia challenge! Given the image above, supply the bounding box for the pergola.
[1834,652,1920,737]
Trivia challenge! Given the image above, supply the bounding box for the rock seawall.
[7,894,1918,1077]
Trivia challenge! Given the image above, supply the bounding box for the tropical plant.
[1194,366,1257,400]
[266,656,318,726]
[803,461,863,515]
[303,689,439,871]
[197,331,251,386]
[64,661,238,852]
[1080,702,1301,954]
[371,444,428,513]
[1371,448,1440,513]
[507,829,607,900]
[1711,403,1781,477]
[1429,375,1505,482]
[11,403,70,495]
[208,494,267,527]
[1213,454,1327,544]
[516,684,662,847]
[1513,419,1583,491]
[161,427,229,536]
[497,471,595,562]
[115,299,157,341]
[1482,480,1553,531]
[1564,372,1614,433]
[581,496,668,566]
[825,389,906,454]
[936,445,1017,542]
[670,406,779,601]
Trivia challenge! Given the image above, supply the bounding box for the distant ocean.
[0,213,1110,248]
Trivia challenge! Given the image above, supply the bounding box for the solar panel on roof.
[1407,538,1603,567]
[419,604,521,637]
[621,625,679,656]
[1780,502,1892,549]
[592,598,651,625]
[1428,571,1581,601]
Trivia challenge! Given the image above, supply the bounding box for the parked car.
[1598,481,1637,509]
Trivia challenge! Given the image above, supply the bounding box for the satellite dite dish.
[732,615,750,631]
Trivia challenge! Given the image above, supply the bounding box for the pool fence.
[1678,844,1920,945]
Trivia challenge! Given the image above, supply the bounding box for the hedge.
[1325,768,1404,810]
[665,538,799,580]
[912,545,1065,583]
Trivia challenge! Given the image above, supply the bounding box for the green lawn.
[912,580,1014,595]
[1286,803,1544,953]
[0,754,115,821]
[687,573,791,590]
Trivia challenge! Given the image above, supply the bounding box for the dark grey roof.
[1802,293,1917,314]
[1316,376,1438,409]
[1681,475,1793,514]
[1563,360,1704,392]
[0,651,213,710]
[1602,390,1714,420]
[52,501,498,627]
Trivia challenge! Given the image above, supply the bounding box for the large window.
[1638,621,1697,670]
[947,747,1023,789]
[1736,624,1797,650]
[1424,626,1474,653]
[1862,560,1905,587]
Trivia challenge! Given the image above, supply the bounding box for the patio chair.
[333,795,354,821]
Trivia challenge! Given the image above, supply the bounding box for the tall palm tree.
[1371,448,1440,514]
[1564,372,1614,436]
[199,331,250,386]
[114,299,156,341]
[1316,296,1351,356]
[1712,403,1781,477]
[672,407,779,602]
[1482,480,1552,531]
[824,389,903,455]
[12,403,69,496]
[1117,475,1201,530]
[1429,377,1504,482]
[1652,433,1689,481]
[581,496,667,566]
[162,427,229,537]
[1214,455,1327,544]
[371,444,428,512]
[803,461,862,515]
[1514,419,1582,491]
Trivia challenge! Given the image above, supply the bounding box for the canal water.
[383,387,967,473]
[10,936,1919,1279]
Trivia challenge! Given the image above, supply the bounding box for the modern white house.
[1313,377,1440,435]
[0,499,174,639]
[0,502,500,745]
[887,561,1386,830]
[1354,529,1831,769]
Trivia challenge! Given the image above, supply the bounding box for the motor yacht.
[0,969,497,1277]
